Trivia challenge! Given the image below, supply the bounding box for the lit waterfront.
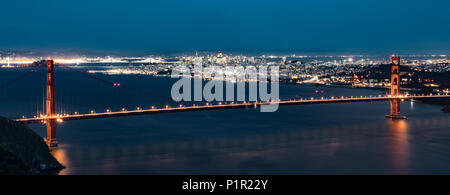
[1,53,449,90]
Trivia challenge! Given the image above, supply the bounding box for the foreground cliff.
[0,116,64,175]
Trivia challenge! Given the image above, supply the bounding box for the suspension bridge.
[3,56,450,147]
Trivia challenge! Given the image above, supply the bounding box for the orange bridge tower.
[386,55,406,119]
[46,59,58,147]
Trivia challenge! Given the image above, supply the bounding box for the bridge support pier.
[45,59,58,147]
[385,56,406,120]
[386,99,406,119]
[46,119,57,147]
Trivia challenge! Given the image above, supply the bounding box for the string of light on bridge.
[19,93,450,124]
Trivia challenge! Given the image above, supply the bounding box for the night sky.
[1,0,449,54]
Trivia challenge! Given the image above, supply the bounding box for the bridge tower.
[46,59,58,147]
[386,55,406,119]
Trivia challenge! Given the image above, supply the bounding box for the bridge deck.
[16,95,450,124]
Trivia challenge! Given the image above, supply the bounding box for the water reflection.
[50,115,450,175]
[387,120,409,174]
[50,147,70,175]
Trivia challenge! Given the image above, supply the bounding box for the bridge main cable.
[0,63,44,89]
[56,63,172,99]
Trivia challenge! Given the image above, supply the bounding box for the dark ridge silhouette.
[0,116,64,175]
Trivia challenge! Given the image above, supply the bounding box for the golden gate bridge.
[5,56,450,147]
